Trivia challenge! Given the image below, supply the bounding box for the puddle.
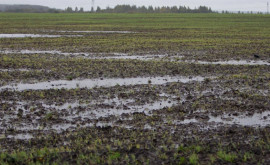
[50,123,81,131]
[42,99,177,120]
[177,118,198,124]
[173,57,270,66]
[190,60,270,66]
[0,49,173,60]
[1,96,178,133]
[0,68,46,72]
[42,99,134,111]
[0,76,208,91]
[6,134,33,140]
[0,49,110,57]
[58,31,135,34]
[209,111,270,127]
[43,101,86,110]
[0,34,82,38]
[0,49,65,55]
[100,55,168,60]
[144,124,153,130]
[0,68,29,72]
[1,118,122,134]
[1,49,269,65]
[78,100,177,120]
[49,122,118,132]
[177,111,270,127]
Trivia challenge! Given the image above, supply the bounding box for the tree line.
[64,5,213,13]
[0,4,61,13]
[1,4,266,14]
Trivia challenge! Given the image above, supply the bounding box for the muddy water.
[6,134,34,140]
[100,55,169,60]
[0,50,65,55]
[3,49,269,66]
[43,98,136,111]
[0,69,31,72]
[2,99,269,139]
[0,34,82,38]
[191,60,270,66]
[0,68,47,72]
[58,31,135,34]
[0,49,173,60]
[1,48,269,65]
[0,97,178,135]
[74,100,177,120]
[209,111,270,127]
[177,111,270,127]
[0,76,208,91]
[0,49,116,56]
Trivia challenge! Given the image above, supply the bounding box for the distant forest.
[0,4,213,13]
[74,5,214,13]
[0,4,265,14]
[0,4,61,13]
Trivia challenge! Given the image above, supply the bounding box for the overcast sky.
[0,0,269,12]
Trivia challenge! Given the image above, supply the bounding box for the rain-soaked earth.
[0,31,270,164]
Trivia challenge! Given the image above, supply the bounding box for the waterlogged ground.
[0,13,270,164]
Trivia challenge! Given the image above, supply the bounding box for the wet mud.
[0,25,270,164]
[0,34,82,38]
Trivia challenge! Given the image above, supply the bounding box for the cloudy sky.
[0,0,269,12]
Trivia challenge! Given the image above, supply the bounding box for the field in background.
[0,13,269,59]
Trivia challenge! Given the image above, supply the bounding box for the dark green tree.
[66,7,73,13]
[79,7,84,12]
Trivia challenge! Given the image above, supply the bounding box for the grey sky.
[0,0,269,12]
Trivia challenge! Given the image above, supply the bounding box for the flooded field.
[0,34,83,38]
[58,30,136,34]
[0,76,208,91]
[1,49,270,65]
[193,60,270,66]
[0,13,270,164]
